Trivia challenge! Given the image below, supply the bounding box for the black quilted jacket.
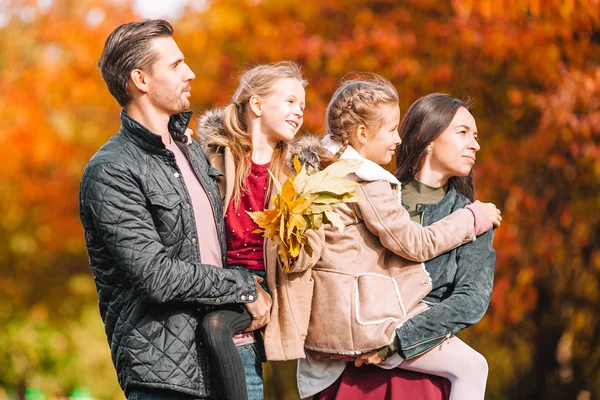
[79,111,257,397]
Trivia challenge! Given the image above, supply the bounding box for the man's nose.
[185,63,196,81]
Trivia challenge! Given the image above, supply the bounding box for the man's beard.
[172,92,189,113]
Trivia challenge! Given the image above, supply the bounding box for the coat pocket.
[146,190,184,247]
[391,264,432,314]
[287,276,315,340]
[355,273,405,325]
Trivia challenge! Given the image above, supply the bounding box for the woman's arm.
[394,229,496,359]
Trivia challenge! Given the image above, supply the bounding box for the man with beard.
[79,19,271,399]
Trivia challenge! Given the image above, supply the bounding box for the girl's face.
[429,106,480,179]
[357,103,401,165]
[258,77,305,144]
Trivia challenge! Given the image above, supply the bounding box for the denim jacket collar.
[401,181,460,214]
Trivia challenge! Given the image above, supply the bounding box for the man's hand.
[243,275,272,332]
[354,350,383,367]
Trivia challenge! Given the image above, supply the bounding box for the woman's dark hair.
[395,93,475,201]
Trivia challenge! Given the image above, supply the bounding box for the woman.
[313,93,496,399]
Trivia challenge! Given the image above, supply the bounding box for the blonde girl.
[198,61,323,400]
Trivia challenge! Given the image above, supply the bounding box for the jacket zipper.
[403,332,452,359]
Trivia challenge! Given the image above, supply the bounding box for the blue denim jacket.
[395,184,496,359]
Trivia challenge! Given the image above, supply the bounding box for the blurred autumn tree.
[0,0,598,399]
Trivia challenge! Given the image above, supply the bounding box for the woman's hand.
[354,350,383,367]
[305,348,386,367]
[472,200,502,228]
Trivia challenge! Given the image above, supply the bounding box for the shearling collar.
[322,135,401,186]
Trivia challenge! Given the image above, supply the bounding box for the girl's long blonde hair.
[326,74,399,158]
[208,61,307,206]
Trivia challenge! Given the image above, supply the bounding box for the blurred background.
[0,0,599,399]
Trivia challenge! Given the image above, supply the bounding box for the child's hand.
[471,200,502,229]
[289,227,325,273]
[184,128,194,145]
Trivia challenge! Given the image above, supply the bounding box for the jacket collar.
[120,110,193,154]
[399,180,460,214]
[322,135,402,203]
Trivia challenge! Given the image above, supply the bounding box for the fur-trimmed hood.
[196,107,229,149]
[197,107,325,172]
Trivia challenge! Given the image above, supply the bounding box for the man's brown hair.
[98,19,173,107]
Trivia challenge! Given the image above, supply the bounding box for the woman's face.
[358,103,401,165]
[429,106,480,179]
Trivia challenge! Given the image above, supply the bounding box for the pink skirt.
[314,363,451,400]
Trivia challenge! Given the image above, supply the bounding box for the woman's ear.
[130,69,149,94]
[249,95,262,117]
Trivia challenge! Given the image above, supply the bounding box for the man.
[79,20,271,399]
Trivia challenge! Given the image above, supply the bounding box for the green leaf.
[306,177,362,195]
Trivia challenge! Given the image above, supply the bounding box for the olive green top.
[402,178,449,224]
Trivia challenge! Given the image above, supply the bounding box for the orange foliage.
[0,0,598,398]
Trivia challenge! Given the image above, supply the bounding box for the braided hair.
[325,75,399,159]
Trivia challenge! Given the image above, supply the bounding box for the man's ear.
[249,95,262,117]
[130,69,149,94]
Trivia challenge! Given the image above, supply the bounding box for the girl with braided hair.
[297,76,500,400]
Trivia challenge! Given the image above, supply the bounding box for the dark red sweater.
[225,161,270,271]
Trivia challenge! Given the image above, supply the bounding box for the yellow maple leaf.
[324,209,345,232]
[248,156,363,272]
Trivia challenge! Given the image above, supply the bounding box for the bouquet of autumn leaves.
[248,157,363,272]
